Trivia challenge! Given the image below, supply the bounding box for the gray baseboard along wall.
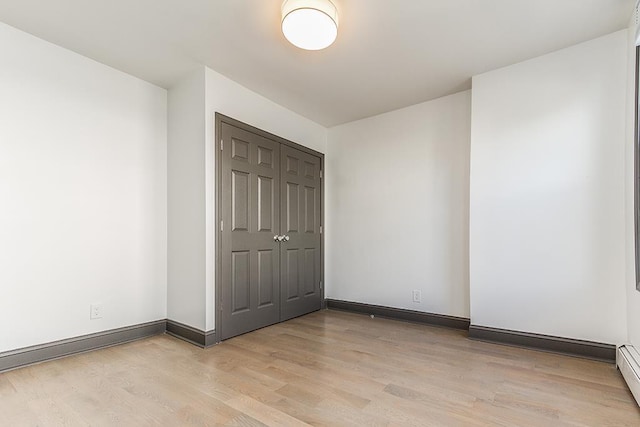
[468,325,616,362]
[326,299,616,363]
[166,320,217,348]
[0,319,216,373]
[1,299,616,373]
[325,298,470,330]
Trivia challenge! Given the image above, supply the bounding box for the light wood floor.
[1,310,639,426]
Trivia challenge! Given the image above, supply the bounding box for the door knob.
[283,235,290,242]
[274,235,280,242]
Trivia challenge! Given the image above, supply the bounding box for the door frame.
[214,113,325,343]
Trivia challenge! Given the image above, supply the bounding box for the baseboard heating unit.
[618,345,640,405]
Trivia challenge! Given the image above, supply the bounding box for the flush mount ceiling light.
[281,0,339,51]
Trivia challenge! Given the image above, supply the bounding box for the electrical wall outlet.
[412,290,421,303]
[90,303,103,319]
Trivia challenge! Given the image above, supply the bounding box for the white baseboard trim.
[618,345,640,406]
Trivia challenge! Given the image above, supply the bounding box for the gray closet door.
[279,144,322,321]
[220,123,281,340]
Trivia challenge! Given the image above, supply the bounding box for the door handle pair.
[273,235,290,242]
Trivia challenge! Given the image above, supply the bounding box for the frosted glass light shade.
[282,0,339,50]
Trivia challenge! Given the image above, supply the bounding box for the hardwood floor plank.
[224,394,311,427]
[1,309,639,426]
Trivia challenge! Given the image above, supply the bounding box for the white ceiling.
[0,0,633,126]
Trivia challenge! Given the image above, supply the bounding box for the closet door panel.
[220,123,281,340]
[280,144,322,321]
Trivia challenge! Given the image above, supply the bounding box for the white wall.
[326,91,471,318]
[625,19,640,346]
[0,22,167,352]
[167,68,206,330]
[470,30,628,344]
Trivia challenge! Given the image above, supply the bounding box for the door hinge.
[319,281,323,290]
[320,170,323,179]
[220,139,223,151]
[319,225,323,234]
[220,220,223,231]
